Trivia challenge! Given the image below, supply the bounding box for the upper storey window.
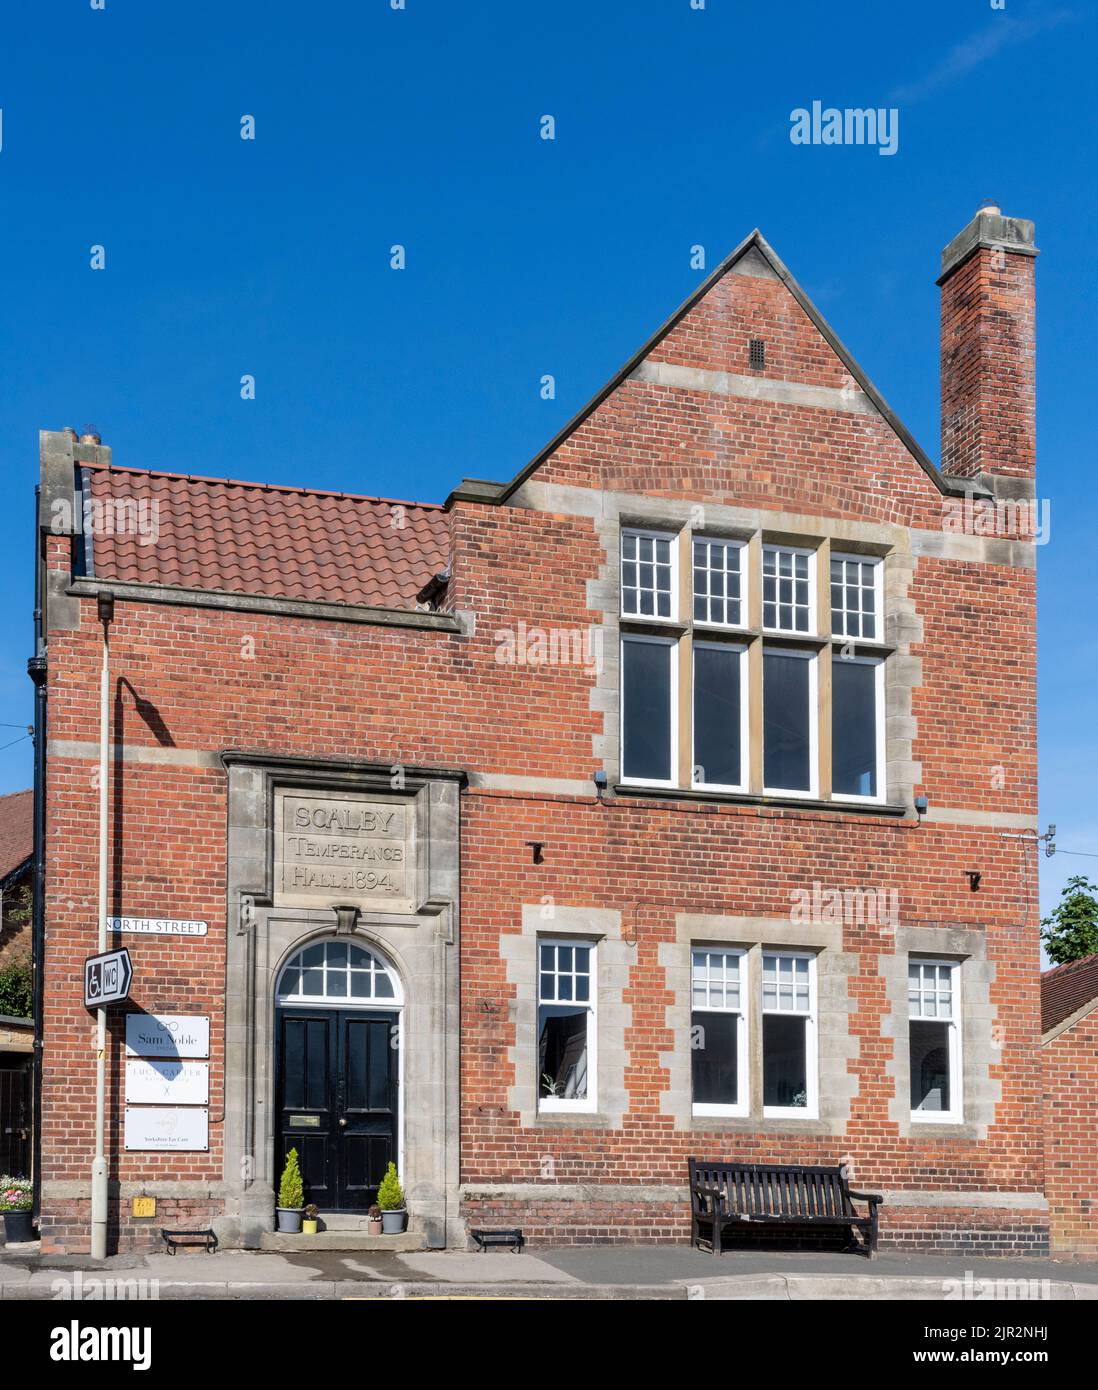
[693,537,746,628]
[762,544,814,633]
[617,523,890,805]
[831,554,883,641]
[621,530,674,619]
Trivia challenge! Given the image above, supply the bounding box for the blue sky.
[0,0,1094,918]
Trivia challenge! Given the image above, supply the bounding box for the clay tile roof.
[1041,953,1098,1035]
[0,789,33,883]
[82,463,450,611]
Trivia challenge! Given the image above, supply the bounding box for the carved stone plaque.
[273,790,415,913]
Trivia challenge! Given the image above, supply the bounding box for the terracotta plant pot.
[368,1219,382,1236]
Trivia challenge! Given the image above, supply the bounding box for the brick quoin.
[32,208,1051,1255]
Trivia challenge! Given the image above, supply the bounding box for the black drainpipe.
[27,484,47,1219]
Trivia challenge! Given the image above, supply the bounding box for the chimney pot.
[80,431,102,446]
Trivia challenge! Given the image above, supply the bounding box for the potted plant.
[0,1177,34,1243]
[367,1203,382,1236]
[302,1203,319,1235]
[376,1162,407,1234]
[276,1148,305,1233]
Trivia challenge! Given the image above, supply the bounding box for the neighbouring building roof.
[81,463,451,611]
[0,790,33,886]
[1041,953,1098,1037]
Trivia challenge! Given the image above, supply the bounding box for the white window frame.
[692,535,749,631]
[537,938,598,1114]
[909,958,963,1125]
[690,946,749,1117]
[762,543,817,636]
[830,652,886,806]
[620,632,679,788]
[620,526,678,623]
[761,646,819,800]
[276,939,404,1008]
[761,950,818,1119]
[691,640,749,793]
[830,553,884,643]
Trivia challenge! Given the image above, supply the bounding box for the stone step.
[259,1230,423,1253]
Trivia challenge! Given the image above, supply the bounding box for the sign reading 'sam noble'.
[274,791,416,912]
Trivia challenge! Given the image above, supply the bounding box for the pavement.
[3,1241,1098,1299]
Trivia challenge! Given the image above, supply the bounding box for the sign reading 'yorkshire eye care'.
[124,1014,209,1059]
[124,1105,209,1152]
[274,790,416,913]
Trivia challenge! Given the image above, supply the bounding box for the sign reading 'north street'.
[109,916,209,937]
[83,948,133,1009]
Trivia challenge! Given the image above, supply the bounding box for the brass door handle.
[338,1117,347,1127]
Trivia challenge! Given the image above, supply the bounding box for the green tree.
[0,956,32,1018]
[278,1147,304,1209]
[1041,875,1098,965]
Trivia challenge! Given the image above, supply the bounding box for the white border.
[690,945,749,1117]
[620,526,678,624]
[691,639,749,793]
[620,631,679,787]
[537,937,598,1114]
[761,645,819,799]
[761,949,819,1119]
[909,957,964,1125]
[830,652,887,805]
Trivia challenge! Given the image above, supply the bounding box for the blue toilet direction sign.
[84,947,134,1009]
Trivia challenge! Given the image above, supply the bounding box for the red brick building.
[32,205,1046,1255]
[1042,955,1098,1258]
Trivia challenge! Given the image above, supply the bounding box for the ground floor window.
[538,939,596,1112]
[690,948,747,1115]
[909,958,962,1122]
[689,946,818,1119]
[762,951,817,1116]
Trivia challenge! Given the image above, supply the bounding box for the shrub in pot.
[0,1177,34,1243]
[367,1203,382,1237]
[276,1148,305,1233]
[377,1162,407,1234]
[302,1203,319,1236]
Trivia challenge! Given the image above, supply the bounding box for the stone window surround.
[220,754,464,1249]
[502,905,629,1130]
[881,925,999,1141]
[660,915,858,1136]
[585,499,923,812]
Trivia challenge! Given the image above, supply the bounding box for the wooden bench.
[689,1160,883,1258]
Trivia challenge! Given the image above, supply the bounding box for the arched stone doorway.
[274,939,403,1211]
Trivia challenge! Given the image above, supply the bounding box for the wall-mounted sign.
[125,1014,209,1060]
[124,1106,208,1152]
[83,948,133,1009]
[110,916,209,937]
[126,1058,209,1105]
[273,790,416,914]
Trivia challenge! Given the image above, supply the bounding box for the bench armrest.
[847,1188,884,1206]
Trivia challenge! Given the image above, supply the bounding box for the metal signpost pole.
[91,592,114,1260]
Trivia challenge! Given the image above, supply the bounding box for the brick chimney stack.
[938,206,1037,482]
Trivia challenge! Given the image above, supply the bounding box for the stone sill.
[613,784,909,818]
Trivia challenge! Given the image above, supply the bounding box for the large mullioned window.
[619,526,887,804]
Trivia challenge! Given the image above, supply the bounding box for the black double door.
[276,1008,398,1211]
